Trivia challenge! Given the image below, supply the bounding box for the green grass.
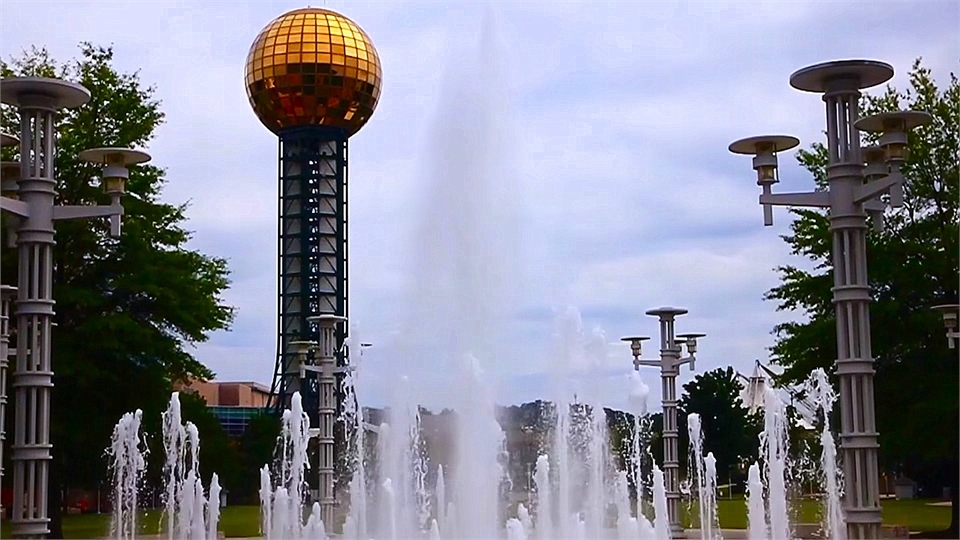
[0,506,264,538]
[680,497,951,533]
[0,499,951,537]
[219,504,263,537]
[879,499,954,533]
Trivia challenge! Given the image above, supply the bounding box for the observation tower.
[245,6,381,525]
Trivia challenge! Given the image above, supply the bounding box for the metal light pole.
[0,284,16,520]
[729,59,932,539]
[931,304,959,349]
[2,134,22,248]
[293,315,349,529]
[308,314,347,530]
[1,132,19,521]
[622,306,704,537]
[0,76,149,538]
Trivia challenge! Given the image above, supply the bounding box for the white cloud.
[2,0,955,408]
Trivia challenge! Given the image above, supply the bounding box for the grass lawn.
[680,497,952,533]
[0,499,952,537]
[0,505,264,538]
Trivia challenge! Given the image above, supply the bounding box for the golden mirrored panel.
[245,7,382,136]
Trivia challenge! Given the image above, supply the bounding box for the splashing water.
[746,463,766,540]
[506,517,527,540]
[376,376,428,539]
[761,387,791,540]
[534,455,553,540]
[158,393,221,540]
[341,341,370,540]
[435,465,447,535]
[260,392,324,540]
[653,466,672,540]
[107,410,148,540]
[688,413,721,540]
[336,9,678,540]
[805,368,845,540]
[452,354,505,540]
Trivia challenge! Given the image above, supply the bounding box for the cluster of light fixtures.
[729,110,930,231]
[1,136,150,239]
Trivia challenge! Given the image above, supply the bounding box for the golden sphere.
[245,7,382,136]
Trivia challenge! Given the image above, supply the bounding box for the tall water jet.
[392,9,517,537]
[452,353,504,539]
[762,387,791,540]
[207,474,222,540]
[162,393,188,540]
[550,307,590,533]
[652,466,671,540]
[383,479,397,540]
[702,453,720,540]
[628,370,653,526]
[584,328,611,540]
[107,410,148,540]
[160,393,220,540]
[806,368,845,540]
[260,392,318,540]
[377,375,429,538]
[688,414,720,540]
[534,455,553,540]
[615,470,638,538]
[435,465,447,535]
[260,466,273,538]
[746,463,766,540]
[342,340,369,540]
[554,397,572,533]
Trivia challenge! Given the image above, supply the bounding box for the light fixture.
[931,304,960,349]
[728,135,801,226]
[78,147,151,238]
[854,110,932,208]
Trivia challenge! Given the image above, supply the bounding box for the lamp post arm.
[0,197,28,218]
[53,204,122,221]
[759,191,830,208]
[637,359,662,368]
[863,199,886,212]
[854,174,900,204]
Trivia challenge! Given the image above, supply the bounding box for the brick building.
[175,379,272,436]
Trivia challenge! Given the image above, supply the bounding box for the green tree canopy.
[1,44,235,535]
[678,367,762,489]
[765,59,958,534]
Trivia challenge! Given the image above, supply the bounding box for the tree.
[648,411,689,482]
[1,44,235,537]
[679,367,762,491]
[766,59,958,536]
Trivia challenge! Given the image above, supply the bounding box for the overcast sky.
[2,0,957,411]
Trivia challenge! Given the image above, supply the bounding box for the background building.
[175,379,272,436]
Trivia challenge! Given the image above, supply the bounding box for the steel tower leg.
[274,126,348,415]
[273,126,349,531]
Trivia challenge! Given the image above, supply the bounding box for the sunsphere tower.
[244,6,381,525]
